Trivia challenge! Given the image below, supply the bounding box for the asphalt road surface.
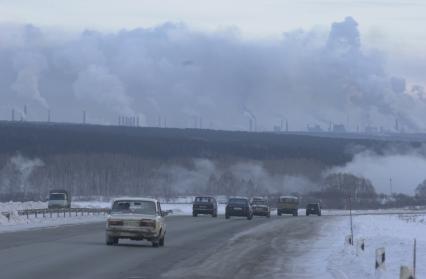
[0,215,334,279]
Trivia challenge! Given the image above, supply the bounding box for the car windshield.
[252,200,267,205]
[280,198,298,203]
[228,198,247,205]
[111,200,157,215]
[49,193,66,200]
[195,197,212,203]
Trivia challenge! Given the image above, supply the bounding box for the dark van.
[225,197,253,220]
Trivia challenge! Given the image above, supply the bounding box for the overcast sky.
[0,0,425,44]
[0,0,425,130]
[1,0,425,77]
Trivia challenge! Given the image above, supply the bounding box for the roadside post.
[400,266,414,279]
[413,238,416,278]
[375,248,386,271]
[347,195,354,246]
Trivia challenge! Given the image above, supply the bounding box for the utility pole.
[413,238,417,278]
[348,195,354,245]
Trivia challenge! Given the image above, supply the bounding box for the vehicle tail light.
[108,220,123,226]
[139,219,156,228]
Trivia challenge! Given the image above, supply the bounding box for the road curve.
[0,215,333,279]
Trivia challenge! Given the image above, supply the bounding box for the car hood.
[252,205,268,208]
[107,213,157,220]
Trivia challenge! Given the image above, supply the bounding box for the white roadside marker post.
[375,248,386,272]
[413,238,416,279]
[400,266,414,279]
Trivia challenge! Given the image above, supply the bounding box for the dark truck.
[192,196,218,217]
[48,189,71,209]
[225,197,253,220]
[306,203,322,216]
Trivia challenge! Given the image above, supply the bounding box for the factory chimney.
[23,104,28,120]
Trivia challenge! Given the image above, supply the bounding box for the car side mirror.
[161,210,173,217]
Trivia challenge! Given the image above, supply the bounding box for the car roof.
[279,195,298,199]
[112,197,158,203]
[195,196,215,199]
[229,196,249,200]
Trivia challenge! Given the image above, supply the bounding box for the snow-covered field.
[0,200,221,233]
[291,214,425,278]
[0,201,107,233]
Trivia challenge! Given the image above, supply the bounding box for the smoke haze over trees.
[1,17,426,131]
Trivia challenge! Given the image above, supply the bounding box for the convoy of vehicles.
[104,195,321,247]
[250,197,271,217]
[225,197,253,220]
[277,196,299,216]
[105,198,167,247]
[306,203,322,216]
[192,196,218,217]
[47,189,71,209]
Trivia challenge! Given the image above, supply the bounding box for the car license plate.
[234,207,242,210]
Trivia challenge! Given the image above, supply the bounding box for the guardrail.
[16,208,110,219]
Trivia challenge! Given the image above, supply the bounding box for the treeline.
[0,121,413,165]
[0,153,325,201]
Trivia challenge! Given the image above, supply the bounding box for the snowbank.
[0,201,105,233]
[291,214,426,278]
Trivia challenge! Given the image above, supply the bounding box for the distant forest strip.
[1,121,425,208]
[0,121,417,165]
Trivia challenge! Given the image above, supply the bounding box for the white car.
[105,198,167,247]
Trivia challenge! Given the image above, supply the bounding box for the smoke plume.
[0,18,425,130]
[326,146,426,195]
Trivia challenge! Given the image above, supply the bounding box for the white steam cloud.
[0,18,425,130]
[327,148,426,195]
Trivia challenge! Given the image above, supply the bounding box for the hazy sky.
[1,0,425,78]
[0,0,425,44]
[0,0,425,131]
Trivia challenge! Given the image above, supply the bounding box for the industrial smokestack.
[11,109,15,121]
[23,104,28,121]
[249,118,253,132]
